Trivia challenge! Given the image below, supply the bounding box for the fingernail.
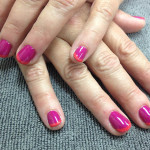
[133,16,145,20]
[139,105,150,125]
[47,111,61,127]
[0,40,12,58]
[109,111,131,133]
[73,46,87,62]
[16,45,36,65]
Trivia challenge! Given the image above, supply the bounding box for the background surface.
[0,0,150,150]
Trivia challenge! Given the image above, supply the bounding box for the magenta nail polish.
[109,111,131,133]
[16,45,36,64]
[0,40,12,58]
[73,46,87,62]
[139,105,150,125]
[133,16,145,20]
[47,111,61,127]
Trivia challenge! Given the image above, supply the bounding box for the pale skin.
[0,0,125,64]
[15,3,149,136]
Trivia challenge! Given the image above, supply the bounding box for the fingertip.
[114,10,146,33]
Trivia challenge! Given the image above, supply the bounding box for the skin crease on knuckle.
[92,0,120,22]
[117,39,138,60]
[93,50,121,75]
[63,62,89,82]
[24,64,48,83]
[50,0,84,12]
[21,0,48,7]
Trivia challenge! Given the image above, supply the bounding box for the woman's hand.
[0,0,144,65]
[17,3,148,136]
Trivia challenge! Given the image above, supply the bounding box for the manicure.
[73,46,87,62]
[109,111,131,133]
[133,16,145,20]
[139,105,150,125]
[0,40,12,58]
[47,111,61,127]
[16,45,36,65]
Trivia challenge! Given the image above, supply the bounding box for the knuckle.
[122,88,141,104]
[32,26,51,45]
[25,65,47,83]
[94,5,113,22]
[33,92,52,105]
[64,63,88,81]
[86,28,100,45]
[90,94,108,108]
[20,0,47,7]
[118,39,138,59]
[51,0,79,12]
[4,21,23,35]
[94,51,120,73]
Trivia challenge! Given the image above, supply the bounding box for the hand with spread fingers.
[0,0,145,66]
[17,3,149,136]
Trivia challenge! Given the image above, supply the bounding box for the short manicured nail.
[16,45,36,65]
[73,46,87,62]
[109,111,131,133]
[133,16,145,20]
[0,40,12,58]
[47,111,61,127]
[139,105,150,125]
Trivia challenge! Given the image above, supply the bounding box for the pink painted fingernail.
[133,16,145,20]
[47,111,61,127]
[109,111,131,133]
[0,40,12,58]
[73,46,87,62]
[139,105,150,125]
[16,45,36,65]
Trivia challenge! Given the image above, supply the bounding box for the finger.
[0,0,48,58]
[86,41,150,129]
[0,0,15,30]
[18,56,65,130]
[58,4,145,46]
[114,10,146,33]
[70,0,123,63]
[45,37,131,136]
[15,0,86,65]
[103,22,150,94]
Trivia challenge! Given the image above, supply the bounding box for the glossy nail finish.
[0,40,12,58]
[139,105,150,125]
[47,111,61,127]
[74,46,87,62]
[16,45,36,65]
[133,16,145,20]
[109,111,131,133]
